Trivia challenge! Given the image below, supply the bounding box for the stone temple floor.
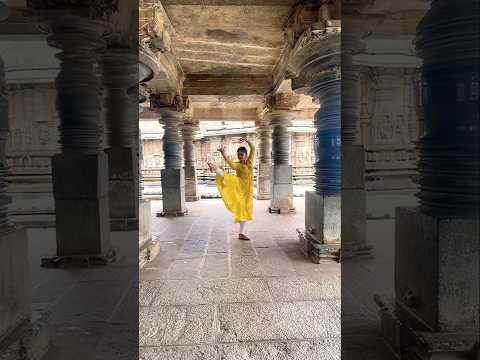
[140,197,341,360]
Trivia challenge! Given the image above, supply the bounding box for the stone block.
[342,144,365,189]
[52,152,109,199]
[395,207,479,332]
[0,227,30,343]
[105,147,137,180]
[161,168,185,189]
[139,199,152,250]
[55,197,110,256]
[183,165,196,180]
[341,189,367,253]
[256,163,272,200]
[270,183,293,212]
[272,164,292,184]
[305,191,341,245]
[161,168,186,214]
[109,180,138,220]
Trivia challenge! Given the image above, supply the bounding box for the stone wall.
[5,83,59,224]
[141,131,315,189]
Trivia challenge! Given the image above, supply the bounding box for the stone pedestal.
[106,147,138,231]
[341,144,370,258]
[377,206,479,358]
[269,164,294,213]
[184,165,199,202]
[50,153,111,260]
[159,168,186,216]
[256,162,272,200]
[300,191,341,263]
[0,227,30,342]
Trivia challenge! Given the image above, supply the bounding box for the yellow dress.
[216,144,255,223]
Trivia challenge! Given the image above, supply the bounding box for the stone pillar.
[268,110,295,213]
[378,1,480,357]
[100,48,139,231]
[39,14,113,264]
[288,14,342,262]
[182,122,199,202]
[340,19,370,258]
[256,123,272,200]
[0,3,30,342]
[151,94,186,216]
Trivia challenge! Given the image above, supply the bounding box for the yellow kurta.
[216,144,255,223]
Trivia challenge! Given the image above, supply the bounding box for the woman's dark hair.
[237,146,248,155]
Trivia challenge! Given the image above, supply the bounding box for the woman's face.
[237,151,248,162]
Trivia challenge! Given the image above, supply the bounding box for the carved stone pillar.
[33,10,113,264]
[256,122,272,200]
[340,15,370,258]
[380,1,480,357]
[0,3,30,343]
[151,94,186,216]
[182,122,199,202]
[266,93,296,213]
[100,48,138,231]
[288,17,342,262]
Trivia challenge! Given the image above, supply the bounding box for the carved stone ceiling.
[161,0,295,96]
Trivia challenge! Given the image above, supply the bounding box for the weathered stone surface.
[0,227,30,342]
[255,248,296,277]
[266,276,340,301]
[342,144,365,189]
[220,339,340,360]
[341,189,367,254]
[139,305,216,345]
[160,168,186,215]
[217,301,340,342]
[140,345,218,360]
[305,191,341,245]
[151,278,271,306]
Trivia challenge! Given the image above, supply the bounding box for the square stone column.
[382,207,480,356]
[184,165,199,202]
[106,147,139,230]
[257,162,272,200]
[269,164,294,213]
[52,152,111,258]
[341,144,369,258]
[160,168,186,215]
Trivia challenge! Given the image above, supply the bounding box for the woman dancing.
[207,138,255,240]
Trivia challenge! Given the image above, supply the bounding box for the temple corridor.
[140,197,341,358]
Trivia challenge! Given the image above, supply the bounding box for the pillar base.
[270,164,294,213]
[298,229,340,264]
[375,206,480,358]
[160,168,186,215]
[0,227,30,343]
[40,248,116,268]
[375,296,479,360]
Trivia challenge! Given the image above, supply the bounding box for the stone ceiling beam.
[183,74,272,95]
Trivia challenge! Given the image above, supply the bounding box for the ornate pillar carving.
[256,120,272,200]
[266,93,297,213]
[286,1,342,262]
[380,1,480,357]
[30,2,117,265]
[182,121,199,202]
[151,93,187,216]
[101,48,139,230]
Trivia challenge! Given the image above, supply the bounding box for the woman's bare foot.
[238,234,250,241]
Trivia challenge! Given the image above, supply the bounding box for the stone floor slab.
[217,301,340,342]
[139,305,216,346]
[140,345,219,360]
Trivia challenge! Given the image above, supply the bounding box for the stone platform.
[140,197,341,359]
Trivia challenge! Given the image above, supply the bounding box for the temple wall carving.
[359,66,422,191]
[141,131,315,188]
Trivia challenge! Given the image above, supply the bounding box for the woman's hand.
[239,137,251,146]
[217,144,225,153]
